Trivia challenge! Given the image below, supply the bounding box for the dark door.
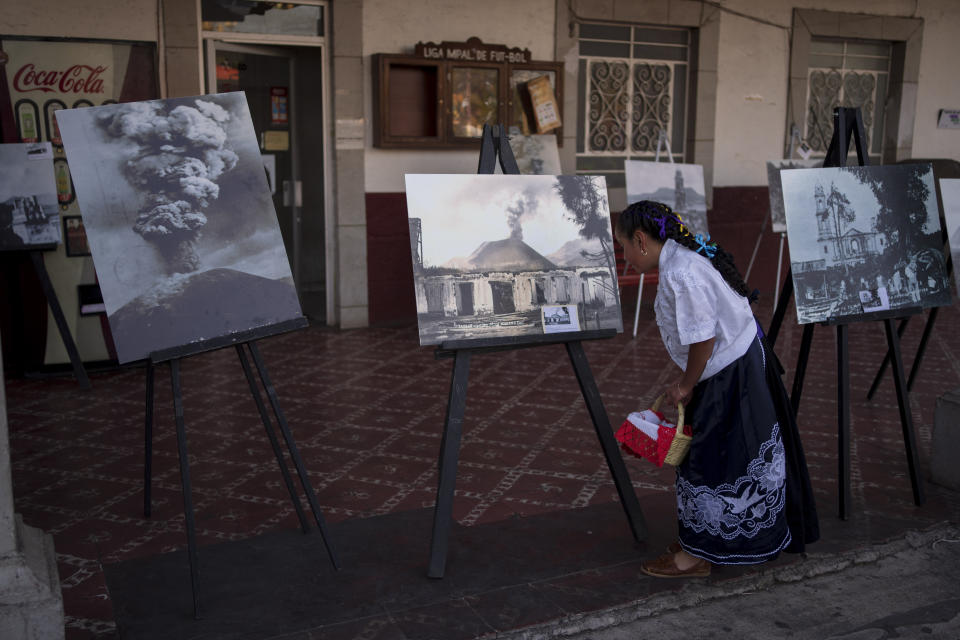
[457,282,474,315]
[490,281,515,314]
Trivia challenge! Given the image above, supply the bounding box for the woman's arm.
[665,337,716,405]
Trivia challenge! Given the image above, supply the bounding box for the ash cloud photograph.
[625,160,708,236]
[782,164,951,325]
[766,158,821,233]
[0,142,60,251]
[405,174,623,346]
[56,92,301,363]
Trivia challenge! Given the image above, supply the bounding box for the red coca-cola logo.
[12,63,107,95]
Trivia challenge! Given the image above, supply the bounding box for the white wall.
[362,0,555,193]
[0,0,159,42]
[911,0,960,161]
[712,0,960,186]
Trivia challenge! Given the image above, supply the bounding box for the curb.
[483,521,960,640]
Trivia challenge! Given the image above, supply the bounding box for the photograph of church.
[624,160,708,236]
[404,174,622,345]
[782,164,951,324]
[766,158,821,233]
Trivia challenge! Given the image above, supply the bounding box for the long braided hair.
[617,200,752,299]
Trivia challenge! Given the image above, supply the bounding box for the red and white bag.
[614,396,693,467]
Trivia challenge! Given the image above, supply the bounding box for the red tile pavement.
[5,297,960,638]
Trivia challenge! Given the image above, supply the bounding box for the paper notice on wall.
[526,75,561,133]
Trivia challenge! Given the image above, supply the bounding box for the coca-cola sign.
[13,63,107,95]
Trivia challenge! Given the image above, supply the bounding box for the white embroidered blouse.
[653,239,756,382]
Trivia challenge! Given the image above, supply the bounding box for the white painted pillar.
[0,332,65,639]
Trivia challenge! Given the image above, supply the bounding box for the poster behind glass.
[0,38,158,364]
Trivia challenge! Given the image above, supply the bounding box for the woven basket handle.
[651,393,685,428]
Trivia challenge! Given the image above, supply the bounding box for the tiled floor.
[6,297,960,639]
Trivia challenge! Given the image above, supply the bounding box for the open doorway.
[205,40,328,322]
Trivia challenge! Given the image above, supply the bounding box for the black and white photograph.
[506,133,562,175]
[782,164,951,324]
[940,178,960,298]
[56,92,302,363]
[625,160,708,236]
[766,158,821,233]
[405,174,623,346]
[541,304,580,333]
[0,142,60,251]
[859,287,890,313]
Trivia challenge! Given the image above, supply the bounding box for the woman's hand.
[664,379,692,406]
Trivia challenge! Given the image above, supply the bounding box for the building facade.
[2,0,959,367]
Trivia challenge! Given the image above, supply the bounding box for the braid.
[617,200,751,299]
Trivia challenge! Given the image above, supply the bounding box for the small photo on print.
[542,304,581,333]
[859,287,890,313]
[62,215,91,256]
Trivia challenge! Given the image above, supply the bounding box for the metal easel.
[745,124,802,311]
[627,129,675,338]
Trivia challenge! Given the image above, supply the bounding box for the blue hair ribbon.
[694,233,717,259]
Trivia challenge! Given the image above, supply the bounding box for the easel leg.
[235,344,309,533]
[766,272,793,348]
[790,324,815,416]
[428,350,471,579]
[907,307,938,392]
[883,319,925,506]
[773,234,785,311]
[29,251,91,389]
[170,359,201,619]
[632,274,643,338]
[143,361,154,518]
[565,341,647,542]
[837,325,851,520]
[247,342,340,569]
[866,317,910,400]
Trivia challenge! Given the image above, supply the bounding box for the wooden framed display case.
[373,53,563,149]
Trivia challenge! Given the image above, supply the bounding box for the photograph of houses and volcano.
[782,164,951,324]
[624,160,708,236]
[404,174,623,346]
[0,142,60,251]
[57,93,302,363]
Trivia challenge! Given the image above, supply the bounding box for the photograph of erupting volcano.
[404,174,623,346]
[56,93,302,363]
[0,143,60,251]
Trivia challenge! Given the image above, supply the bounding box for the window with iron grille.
[804,38,892,164]
[576,23,692,187]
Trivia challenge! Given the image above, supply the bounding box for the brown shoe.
[641,552,711,578]
[666,541,682,554]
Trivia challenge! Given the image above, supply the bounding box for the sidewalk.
[553,524,960,640]
[5,297,960,638]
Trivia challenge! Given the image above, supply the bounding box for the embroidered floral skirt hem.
[676,335,791,565]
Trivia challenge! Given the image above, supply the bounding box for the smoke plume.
[99,99,239,274]
[506,187,539,241]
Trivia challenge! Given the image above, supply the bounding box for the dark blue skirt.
[676,333,818,564]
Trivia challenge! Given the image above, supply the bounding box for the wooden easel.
[426,124,647,578]
[767,107,925,519]
[142,317,339,618]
